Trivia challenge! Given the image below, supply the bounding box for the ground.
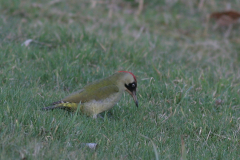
[1,0,240,159]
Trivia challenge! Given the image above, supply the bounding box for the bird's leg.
[92,114,98,119]
[92,114,104,119]
[97,114,104,119]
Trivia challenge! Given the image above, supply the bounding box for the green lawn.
[1,0,240,159]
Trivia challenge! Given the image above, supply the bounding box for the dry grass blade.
[136,0,144,16]
[21,39,52,47]
[181,135,187,160]
[140,135,159,160]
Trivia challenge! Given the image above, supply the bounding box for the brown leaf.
[210,10,240,26]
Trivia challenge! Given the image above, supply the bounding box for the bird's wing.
[62,85,119,103]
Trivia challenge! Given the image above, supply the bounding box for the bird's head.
[118,71,138,107]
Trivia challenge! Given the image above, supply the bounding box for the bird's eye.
[132,83,135,88]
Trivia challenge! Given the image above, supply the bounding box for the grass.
[1,0,240,159]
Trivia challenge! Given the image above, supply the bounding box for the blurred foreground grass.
[1,0,240,159]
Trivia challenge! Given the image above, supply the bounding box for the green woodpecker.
[42,71,138,118]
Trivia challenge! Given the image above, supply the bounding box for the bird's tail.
[41,105,59,110]
[42,101,79,111]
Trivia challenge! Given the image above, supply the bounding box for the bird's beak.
[126,90,138,107]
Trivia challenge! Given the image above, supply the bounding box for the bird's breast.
[81,92,122,116]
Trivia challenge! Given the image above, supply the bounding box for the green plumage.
[62,81,119,103]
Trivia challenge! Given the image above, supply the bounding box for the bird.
[42,71,138,118]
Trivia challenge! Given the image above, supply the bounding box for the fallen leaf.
[21,39,33,46]
[210,10,240,26]
[85,143,98,150]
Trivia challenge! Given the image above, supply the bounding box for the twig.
[136,0,144,16]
